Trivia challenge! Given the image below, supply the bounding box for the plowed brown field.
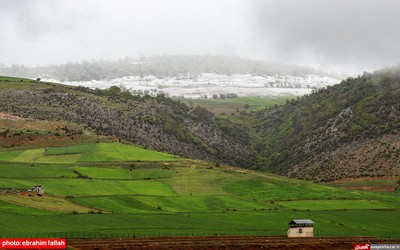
[67,236,399,250]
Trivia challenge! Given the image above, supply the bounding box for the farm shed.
[287,219,314,237]
[28,185,44,196]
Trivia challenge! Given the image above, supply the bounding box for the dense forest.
[0,54,333,81]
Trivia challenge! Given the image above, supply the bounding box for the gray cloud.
[249,0,400,73]
[0,0,250,65]
[1,0,399,73]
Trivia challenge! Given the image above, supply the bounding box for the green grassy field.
[0,163,75,178]
[0,178,176,196]
[1,142,179,164]
[74,166,173,180]
[0,142,399,238]
[45,144,95,155]
[278,199,393,210]
[79,143,179,162]
[176,97,292,115]
[0,150,25,161]
[223,179,370,201]
[0,195,97,213]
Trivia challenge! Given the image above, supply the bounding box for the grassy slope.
[79,143,179,162]
[176,97,291,115]
[0,195,96,213]
[0,143,399,238]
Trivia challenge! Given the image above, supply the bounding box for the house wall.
[287,227,313,237]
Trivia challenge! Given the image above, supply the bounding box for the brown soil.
[0,188,25,194]
[345,186,396,192]
[326,176,398,192]
[331,176,398,183]
[0,113,27,121]
[67,236,400,250]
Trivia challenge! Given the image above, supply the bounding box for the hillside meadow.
[176,97,291,115]
[0,142,399,238]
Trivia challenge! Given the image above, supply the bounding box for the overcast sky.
[1,0,400,74]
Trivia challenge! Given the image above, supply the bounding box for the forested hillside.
[0,54,329,81]
[248,66,400,181]
[0,76,254,167]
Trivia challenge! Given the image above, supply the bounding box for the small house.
[287,219,314,237]
[28,185,44,196]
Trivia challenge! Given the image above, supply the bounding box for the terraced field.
[0,142,399,238]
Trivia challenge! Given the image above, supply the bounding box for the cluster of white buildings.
[62,73,341,99]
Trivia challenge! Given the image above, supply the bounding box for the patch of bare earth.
[326,176,398,192]
[0,112,105,148]
[67,236,399,250]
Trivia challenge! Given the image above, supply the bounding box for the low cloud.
[249,0,400,73]
[1,0,399,73]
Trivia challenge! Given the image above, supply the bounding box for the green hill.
[0,142,399,238]
[247,66,400,182]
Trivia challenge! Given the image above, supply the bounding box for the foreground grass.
[0,210,399,238]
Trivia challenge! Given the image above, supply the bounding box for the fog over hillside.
[0,54,342,98]
[0,54,337,80]
[0,1,398,98]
